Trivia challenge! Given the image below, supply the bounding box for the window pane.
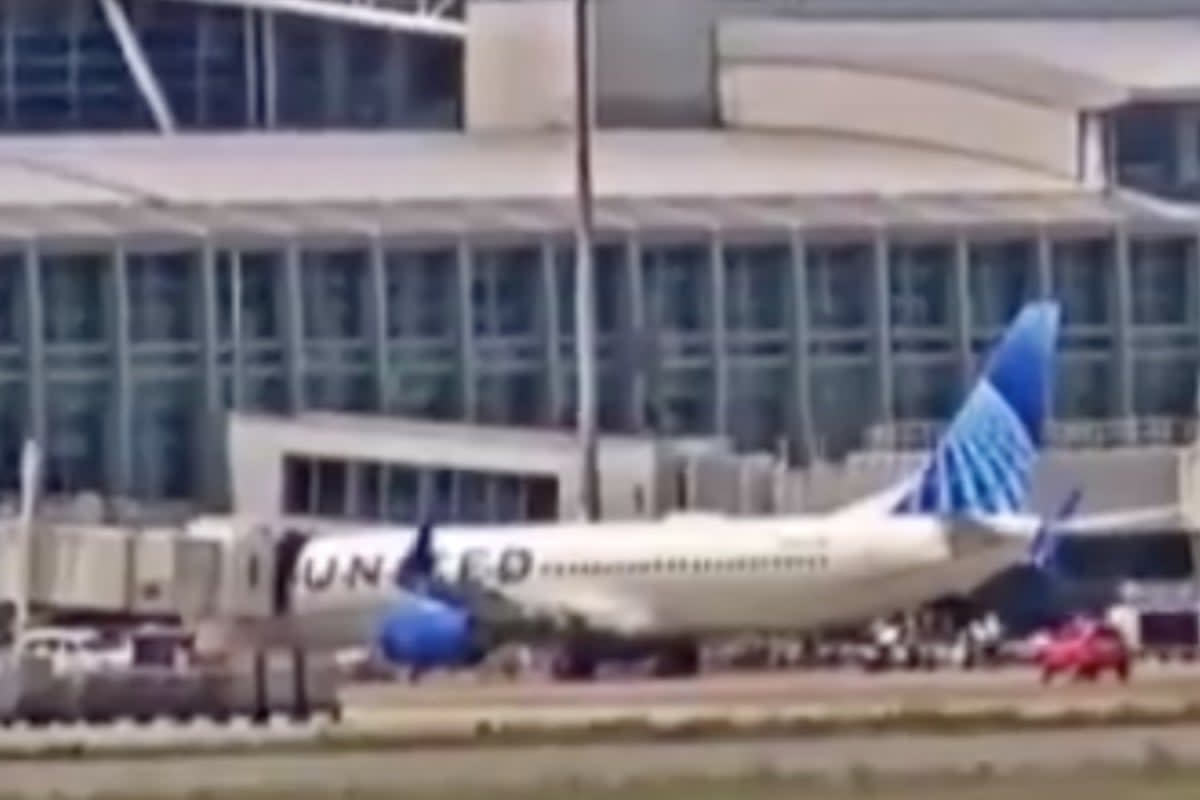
[302,248,368,340]
[127,251,198,343]
[1131,237,1195,327]
[642,242,710,333]
[42,252,108,344]
[890,241,953,329]
[807,242,871,331]
[724,243,789,333]
[969,240,1038,329]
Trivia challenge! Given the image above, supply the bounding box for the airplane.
[271,299,1130,680]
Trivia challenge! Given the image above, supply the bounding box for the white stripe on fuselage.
[283,513,1039,651]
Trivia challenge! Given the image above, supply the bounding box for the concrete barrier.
[4,653,340,725]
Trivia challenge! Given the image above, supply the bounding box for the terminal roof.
[0,132,1188,240]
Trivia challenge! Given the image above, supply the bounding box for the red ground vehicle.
[1033,618,1131,683]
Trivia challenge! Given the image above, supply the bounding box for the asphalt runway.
[347,662,1200,707]
[340,662,1200,731]
[3,724,1200,797]
[2,665,1200,797]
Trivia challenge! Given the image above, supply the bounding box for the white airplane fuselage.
[280,512,1038,652]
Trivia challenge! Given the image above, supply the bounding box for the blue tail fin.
[893,300,1061,516]
[399,519,437,582]
[396,519,471,609]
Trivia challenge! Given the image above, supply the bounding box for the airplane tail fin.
[399,519,437,583]
[892,300,1061,516]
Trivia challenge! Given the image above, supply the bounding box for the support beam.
[111,245,133,495]
[541,240,564,425]
[709,232,729,439]
[198,242,223,504]
[367,235,390,411]
[952,234,973,393]
[625,234,646,431]
[872,233,893,425]
[98,0,178,135]
[572,0,600,520]
[1113,226,1135,424]
[787,229,814,466]
[22,243,46,450]
[456,238,477,421]
[282,244,305,413]
[160,0,466,39]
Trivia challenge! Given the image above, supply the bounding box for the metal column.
[262,10,279,128]
[709,232,729,439]
[110,245,132,495]
[367,235,390,411]
[456,238,477,421]
[1035,229,1056,425]
[625,234,646,431]
[98,0,177,134]
[953,234,973,392]
[872,233,893,425]
[541,241,564,425]
[243,7,259,125]
[282,243,305,413]
[230,251,245,409]
[787,229,814,465]
[1113,226,1135,424]
[22,243,46,449]
[572,0,600,520]
[198,241,223,504]
[1036,228,1054,299]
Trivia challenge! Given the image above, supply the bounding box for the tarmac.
[2,723,1200,797]
[2,664,1200,797]
[341,662,1200,732]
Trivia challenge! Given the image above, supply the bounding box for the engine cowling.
[375,596,484,669]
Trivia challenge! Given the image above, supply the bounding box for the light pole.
[573,0,600,521]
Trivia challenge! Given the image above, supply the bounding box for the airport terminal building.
[1,0,1200,525]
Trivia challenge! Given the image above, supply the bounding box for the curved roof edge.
[719,21,1128,110]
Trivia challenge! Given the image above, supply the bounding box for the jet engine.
[375,595,485,669]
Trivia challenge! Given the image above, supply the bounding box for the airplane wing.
[1053,505,1183,534]
[401,529,656,644]
[454,575,656,643]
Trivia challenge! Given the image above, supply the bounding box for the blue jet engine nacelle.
[373,520,486,670]
[375,595,485,670]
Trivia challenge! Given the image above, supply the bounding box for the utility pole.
[573,0,600,521]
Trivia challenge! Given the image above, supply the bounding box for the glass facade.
[0,219,1193,506]
[281,455,559,524]
[0,0,460,133]
[1114,103,1200,201]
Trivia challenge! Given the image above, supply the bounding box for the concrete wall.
[464,0,576,130]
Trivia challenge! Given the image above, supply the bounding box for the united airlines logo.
[295,546,535,593]
[898,381,1035,516]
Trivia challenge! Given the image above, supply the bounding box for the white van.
[17,627,131,675]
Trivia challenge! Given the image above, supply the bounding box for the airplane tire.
[550,646,598,681]
[651,640,700,679]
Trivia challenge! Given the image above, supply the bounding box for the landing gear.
[650,639,701,678]
[549,644,599,681]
